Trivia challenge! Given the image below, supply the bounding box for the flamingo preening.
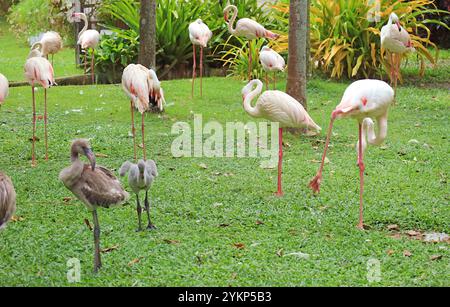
[189,19,212,98]
[59,139,129,273]
[224,4,279,81]
[72,12,100,84]
[39,31,63,66]
[122,64,165,161]
[24,53,56,166]
[259,46,285,90]
[119,159,158,231]
[242,79,321,196]
[309,79,394,229]
[0,172,16,231]
[0,73,9,106]
[381,12,415,95]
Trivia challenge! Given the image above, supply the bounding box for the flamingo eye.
[196,36,199,40]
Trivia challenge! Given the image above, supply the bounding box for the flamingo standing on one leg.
[259,46,285,90]
[39,31,63,67]
[0,73,9,106]
[224,5,279,81]
[72,12,100,84]
[24,55,56,166]
[189,19,212,98]
[242,79,321,196]
[122,64,165,161]
[59,139,129,273]
[308,79,394,229]
[381,12,415,95]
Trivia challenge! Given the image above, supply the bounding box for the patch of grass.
[0,17,81,82]
[0,76,448,286]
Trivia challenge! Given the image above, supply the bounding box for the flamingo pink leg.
[31,82,37,167]
[44,88,48,161]
[248,41,252,81]
[91,49,95,85]
[200,46,203,98]
[275,127,284,196]
[84,52,87,84]
[192,44,196,98]
[130,100,137,161]
[357,122,365,229]
[141,112,147,161]
[309,112,339,192]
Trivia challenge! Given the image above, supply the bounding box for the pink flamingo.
[381,13,415,95]
[122,64,165,161]
[242,79,321,196]
[39,31,63,66]
[0,73,9,106]
[309,79,394,229]
[189,19,212,98]
[24,56,56,166]
[73,12,100,84]
[259,46,285,90]
[224,4,279,81]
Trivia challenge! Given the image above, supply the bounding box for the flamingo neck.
[226,5,238,35]
[79,13,88,38]
[361,114,388,152]
[243,80,263,117]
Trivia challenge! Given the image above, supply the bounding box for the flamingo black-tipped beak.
[396,21,401,31]
[224,13,229,22]
[84,147,96,171]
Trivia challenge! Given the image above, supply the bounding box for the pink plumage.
[24,57,55,88]
[242,79,321,196]
[309,79,394,229]
[40,31,63,57]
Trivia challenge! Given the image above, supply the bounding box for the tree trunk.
[286,0,308,109]
[138,0,156,69]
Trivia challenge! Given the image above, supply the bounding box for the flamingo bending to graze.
[189,19,212,98]
[242,79,321,196]
[59,139,130,273]
[39,31,63,66]
[381,12,415,95]
[224,4,279,81]
[0,73,9,105]
[72,12,100,84]
[24,54,56,166]
[0,172,16,231]
[308,79,394,229]
[259,46,285,90]
[29,42,44,59]
[122,64,165,161]
[120,159,158,231]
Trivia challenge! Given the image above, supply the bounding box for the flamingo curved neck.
[78,14,88,38]
[243,81,263,117]
[361,115,388,152]
[226,5,238,35]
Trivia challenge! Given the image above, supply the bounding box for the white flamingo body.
[0,73,9,104]
[260,47,285,72]
[122,64,165,160]
[224,5,279,80]
[40,31,63,57]
[189,19,212,47]
[24,57,55,88]
[242,79,321,196]
[309,79,394,229]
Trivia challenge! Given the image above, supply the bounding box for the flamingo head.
[224,11,229,22]
[71,139,96,171]
[241,80,258,100]
[390,12,401,31]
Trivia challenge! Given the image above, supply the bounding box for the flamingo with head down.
[259,46,285,90]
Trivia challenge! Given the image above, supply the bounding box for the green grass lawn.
[0,17,82,82]
[0,76,448,286]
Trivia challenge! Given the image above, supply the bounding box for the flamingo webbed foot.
[308,174,322,193]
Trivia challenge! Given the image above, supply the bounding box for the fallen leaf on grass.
[84,218,92,231]
[163,239,180,245]
[406,230,423,240]
[387,224,399,231]
[219,223,230,227]
[423,232,449,243]
[389,233,402,239]
[11,215,24,222]
[233,243,245,249]
[128,257,143,266]
[276,249,284,257]
[198,163,208,169]
[101,245,119,253]
[403,250,412,257]
[63,197,73,203]
[387,249,395,256]
[430,255,443,261]
[95,153,108,158]
[256,220,264,225]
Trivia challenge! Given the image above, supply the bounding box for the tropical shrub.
[7,0,75,45]
[271,0,449,80]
